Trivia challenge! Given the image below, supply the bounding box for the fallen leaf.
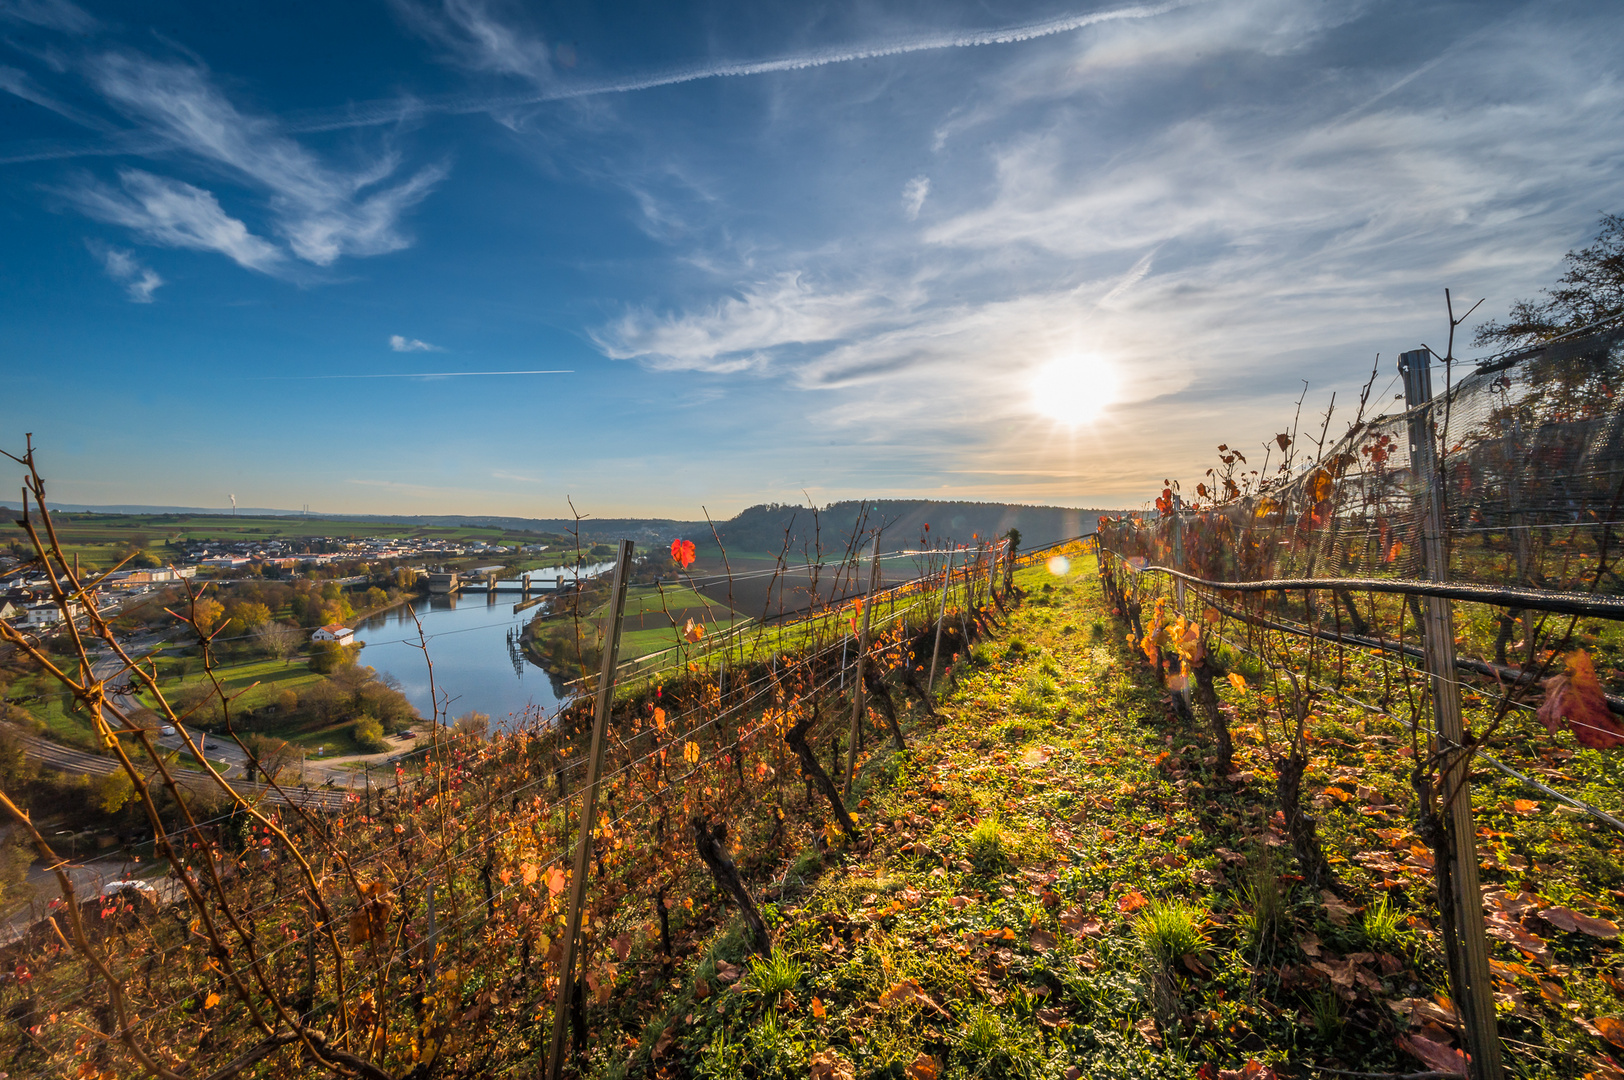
[1595,1016,1624,1050]
[809,1048,855,1080]
[904,1052,940,1080]
[810,996,826,1019]
[1541,907,1621,939]
[203,991,220,1010]
[1398,1034,1469,1075]
[1118,890,1149,913]
[1029,927,1056,953]
[1035,1007,1067,1028]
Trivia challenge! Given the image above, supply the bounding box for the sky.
[1,0,1621,520]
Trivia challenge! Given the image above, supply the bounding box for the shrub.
[353,716,389,753]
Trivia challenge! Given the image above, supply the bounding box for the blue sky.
[1,0,1621,518]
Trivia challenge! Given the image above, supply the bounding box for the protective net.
[1100,319,1624,595]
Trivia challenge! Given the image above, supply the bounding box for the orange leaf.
[203,992,220,1010]
[546,867,568,898]
[1594,1015,1624,1050]
[1227,672,1247,694]
[904,1053,940,1080]
[670,539,696,569]
[1118,890,1150,913]
[683,618,704,643]
[810,996,826,1019]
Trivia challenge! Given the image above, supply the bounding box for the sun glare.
[1030,357,1115,426]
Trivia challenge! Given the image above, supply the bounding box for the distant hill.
[710,500,1108,555]
[0,500,1110,550]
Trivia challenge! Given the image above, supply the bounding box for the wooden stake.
[843,534,881,800]
[1401,348,1504,1080]
[546,539,635,1080]
[927,548,955,698]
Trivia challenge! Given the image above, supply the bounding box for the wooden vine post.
[843,533,882,799]
[926,547,955,698]
[1400,348,1505,1080]
[546,538,635,1080]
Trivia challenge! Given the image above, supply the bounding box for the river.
[352,562,614,727]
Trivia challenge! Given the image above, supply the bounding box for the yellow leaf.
[1227,672,1247,694]
[521,862,539,886]
[203,992,220,1010]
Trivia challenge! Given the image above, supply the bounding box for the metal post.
[843,535,882,800]
[926,548,955,698]
[1400,348,1504,1080]
[546,539,636,1080]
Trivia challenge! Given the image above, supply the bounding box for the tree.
[97,769,135,814]
[188,596,226,636]
[453,710,490,743]
[254,620,302,664]
[308,640,348,674]
[352,716,389,753]
[229,600,272,631]
[242,733,298,784]
[1475,213,1624,348]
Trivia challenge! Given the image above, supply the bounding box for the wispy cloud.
[85,238,163,301]
[256,369,572,380]
[67,169,286,273]
[81,50,446,268]
[390,334,444,352]
[902,176,930,221]
[0,0,99,33]
[593,272,919,374]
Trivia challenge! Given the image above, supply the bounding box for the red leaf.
[1538,651,1624,749]
[670,538,696,569]
[1397,1034,1468,1075]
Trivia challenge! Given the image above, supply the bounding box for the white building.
[312,623,355,646]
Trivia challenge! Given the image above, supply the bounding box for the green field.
[136,654,324,715]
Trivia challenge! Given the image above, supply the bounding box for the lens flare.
[1046,555,1071,576]
[1030,357,1115,426]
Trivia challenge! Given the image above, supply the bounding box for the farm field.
[4,511,575,570]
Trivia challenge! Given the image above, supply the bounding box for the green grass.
[138,654,323,715]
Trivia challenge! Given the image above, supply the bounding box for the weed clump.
[1361,894,1404,952]
[1133,898,1209,963]
[967,815,1007,871]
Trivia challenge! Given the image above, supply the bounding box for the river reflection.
[353,563,612,727]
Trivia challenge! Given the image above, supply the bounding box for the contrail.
[254,370,573,380]
[0,1,1199,162]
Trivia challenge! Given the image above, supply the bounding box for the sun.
[1029,357,1116,426]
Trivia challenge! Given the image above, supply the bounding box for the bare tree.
[253,619,303,664]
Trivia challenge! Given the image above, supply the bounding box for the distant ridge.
[0,499,1117,548]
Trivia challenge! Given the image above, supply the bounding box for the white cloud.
[902,175,930,220]
[593,272,920,374]
[76,50,445,269]
[0,0,99,33]
[393,0,557,87]
[390,335,444,352]
[69,170,286,273]
[85,239,164,302]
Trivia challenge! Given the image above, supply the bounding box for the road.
[7,724,357,811]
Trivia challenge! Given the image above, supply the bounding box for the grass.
[137,653,323,715]
[1133,899,1210,963]
[592,553,1624,1080]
